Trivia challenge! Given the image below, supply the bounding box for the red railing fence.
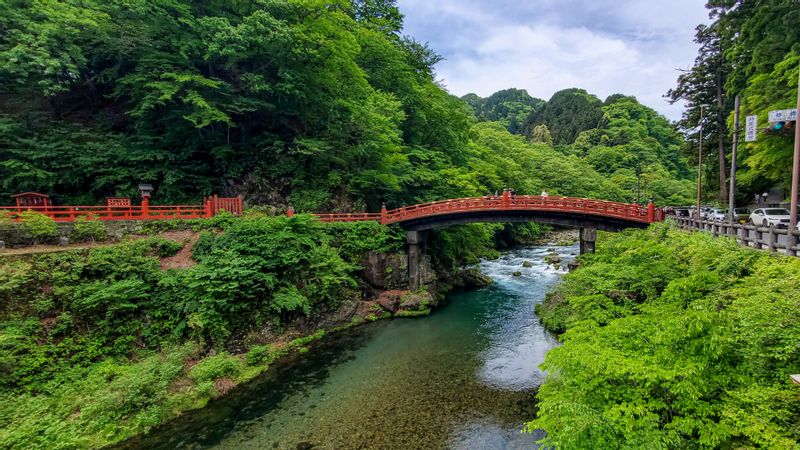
[1,194,243,223]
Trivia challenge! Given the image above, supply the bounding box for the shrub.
[19,211,57,243]
[245,344,286,366]
[189,352,244,383]
[71,215,107,242]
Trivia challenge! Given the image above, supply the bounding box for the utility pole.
[696,105,706,221]
[789,63,800,253]
[728,95,740,224]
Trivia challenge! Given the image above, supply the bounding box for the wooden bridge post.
[579,227,596,255]
[407,230,426,290]
[381,203,388,225]
[647,198,655,222]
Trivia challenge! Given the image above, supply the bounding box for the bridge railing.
[313,213,382,223]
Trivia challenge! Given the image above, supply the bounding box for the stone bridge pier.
[579,227,596,255]
[407,230,427,290]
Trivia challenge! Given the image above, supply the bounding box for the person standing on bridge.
[541,190,549,197]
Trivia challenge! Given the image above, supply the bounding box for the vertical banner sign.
[745,115,758,142]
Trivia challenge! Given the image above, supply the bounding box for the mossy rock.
[512,271,522,277]
[522,261,533,267]
[395,308,432,318]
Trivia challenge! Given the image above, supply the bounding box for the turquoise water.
[117,244,577,449]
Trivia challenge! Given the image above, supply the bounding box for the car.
[674,208,691,218]
[709,208,727,222]
[749,208,791,228]
[732,207,751,223]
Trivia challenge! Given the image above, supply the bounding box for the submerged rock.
[512,271,522,277]
[522,261,533,268]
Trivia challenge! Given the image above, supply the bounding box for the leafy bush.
[189,352,244,383]
[18,211,57,243]
[245,344,287,366]
[70,215,107,242]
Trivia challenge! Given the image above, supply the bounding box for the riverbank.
[0,215,500,449]
[531,224,800,448]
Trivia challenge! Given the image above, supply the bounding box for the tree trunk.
[716,69,728,201]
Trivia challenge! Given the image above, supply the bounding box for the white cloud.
[397,0,710,120]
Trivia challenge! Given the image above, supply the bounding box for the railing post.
[767,226,777,252]
[753,226,762,249]
[380,203,388,225]
[646,198,655,223]
[788,231,798,257]
[205,198,213,218]
[141,197,149,219]
[237,194,243,216]
[502,189,510,208]
[68,207,75,222]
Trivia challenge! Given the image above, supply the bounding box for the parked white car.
[709,208,727,222]
[750,208,791,228]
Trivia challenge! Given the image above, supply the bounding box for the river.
[117,243,577,450]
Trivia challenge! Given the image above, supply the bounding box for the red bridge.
[304,193,662,289]
[306,193,662,230]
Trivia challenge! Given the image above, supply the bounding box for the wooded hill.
[0,0,694,212]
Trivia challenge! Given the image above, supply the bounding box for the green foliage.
[325,221,404,262]
[18,211,57,243]
[188,353,244,383]
[531,225,800,449]
[70,215,106,242]
[245,344,285,366]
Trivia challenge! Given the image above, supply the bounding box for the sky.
[396,0,711,121]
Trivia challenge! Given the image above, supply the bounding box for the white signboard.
[745,115,758,142]
[768,108,797,122]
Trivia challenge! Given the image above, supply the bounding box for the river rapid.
[118,243,577,450]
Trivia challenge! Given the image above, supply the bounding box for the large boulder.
[376,290,406,313]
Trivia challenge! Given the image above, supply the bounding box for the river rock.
[522,261,533,267]
[376,290,405,313]
[296,442,315,450]
[459,267,493,287]
[398,291,434,311]
[512,271,522,277]
[544,252,560,265]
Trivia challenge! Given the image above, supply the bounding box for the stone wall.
[0,221,146,248]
